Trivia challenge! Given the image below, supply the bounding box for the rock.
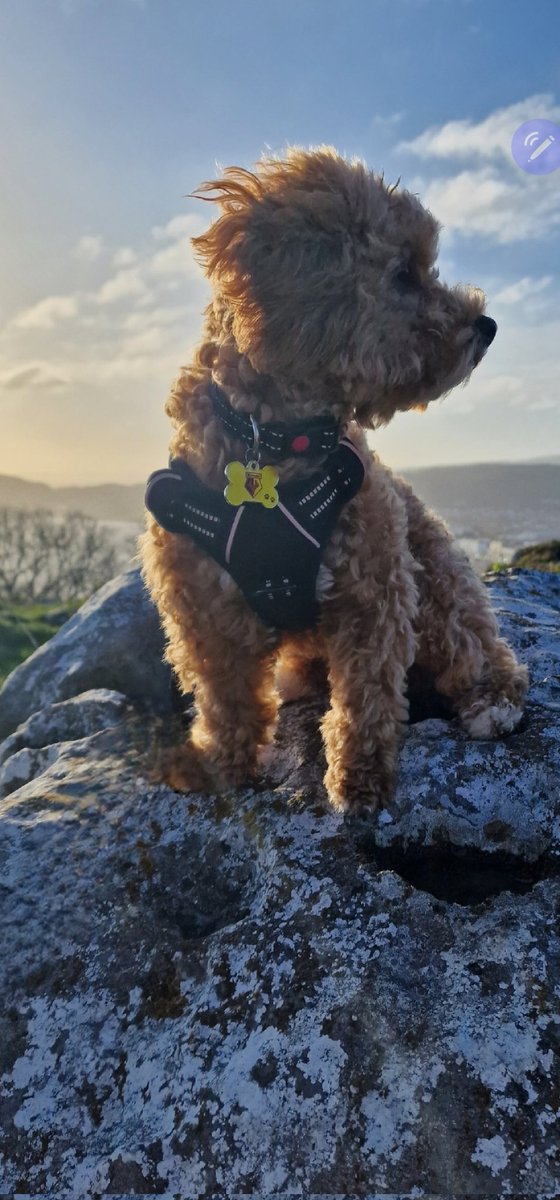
[0,689,130,799]
[0,569,559,1189]
[0,568,172,742]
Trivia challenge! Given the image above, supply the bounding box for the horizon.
[3,451,560,494]
[1,0,559,485]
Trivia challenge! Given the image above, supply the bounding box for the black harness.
[144,391,366,638]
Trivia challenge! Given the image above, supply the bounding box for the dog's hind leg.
[393,475,529,738]
[275,634,327,703]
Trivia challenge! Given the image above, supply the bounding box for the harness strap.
[145,438,365,632]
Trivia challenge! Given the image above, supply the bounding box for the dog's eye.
[395,264,417,289]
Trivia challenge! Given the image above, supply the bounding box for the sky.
[0,0,559,486]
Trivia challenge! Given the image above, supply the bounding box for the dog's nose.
[474,314,497,346]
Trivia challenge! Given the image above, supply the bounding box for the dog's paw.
[324,767,390,816]
[456,663,528,740]
[460,697,525,739]
[156,744,217,795]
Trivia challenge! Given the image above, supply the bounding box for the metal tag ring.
[246,414,260,464]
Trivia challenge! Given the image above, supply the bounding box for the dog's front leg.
[163,613,279,794]
[184,627,279,790]
[320,475,418,814]
[140,526,279,792]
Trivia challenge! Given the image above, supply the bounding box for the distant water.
[456,536,517,573]
[100,519,142,573]
[103,518,519,579]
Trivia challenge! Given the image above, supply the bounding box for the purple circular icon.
[511,119,560,174]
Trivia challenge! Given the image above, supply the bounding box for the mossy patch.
[511,540,560,572]
[0,600,81,684]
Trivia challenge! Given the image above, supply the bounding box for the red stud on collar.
[291,434,310,454]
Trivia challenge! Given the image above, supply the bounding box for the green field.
[0,602,81,686]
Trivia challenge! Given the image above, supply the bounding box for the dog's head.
[191,145,495,427]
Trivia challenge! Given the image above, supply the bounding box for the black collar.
[210,381,340,461]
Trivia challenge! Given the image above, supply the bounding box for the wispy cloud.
[395,95,560,245]
[494,276,553,305]
[93,267,152,306]
[417,166,560,243]
[461,316,560,416]
[74,235,104,263]
[371,112,405,130]
[2,363,70,391]
[8,294,80,331]
[151,214,205,243]
[398,94,560,162]
[113,247,138,268]
[0,205,210,402]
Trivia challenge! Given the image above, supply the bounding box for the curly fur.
[139,145,528,812]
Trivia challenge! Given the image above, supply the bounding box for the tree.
[0,507,121,605]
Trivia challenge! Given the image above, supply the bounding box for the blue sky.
[1,0,559,484]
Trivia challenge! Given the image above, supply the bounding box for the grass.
[0,601,82,686]
[488,541,560,575]
[511,540,560,573]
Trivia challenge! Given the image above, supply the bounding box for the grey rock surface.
[0,689,130,800]
[0,569,558,1192]
[0,567,172,742]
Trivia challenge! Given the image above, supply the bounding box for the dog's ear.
[189,168,269,368]
[189,162,358,378]
[189,167,266,281]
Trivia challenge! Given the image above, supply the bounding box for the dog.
[140,145,528,813]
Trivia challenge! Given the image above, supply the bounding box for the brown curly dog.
[139,145,528,813]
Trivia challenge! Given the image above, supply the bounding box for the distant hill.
[0,461,559,551]
[400,461,560,524]
[0,474,145,523]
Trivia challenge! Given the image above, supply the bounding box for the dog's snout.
[474,314,497,346]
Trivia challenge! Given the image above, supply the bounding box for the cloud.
[371,112,405,130]
[0,204,208,408]
[113,246,138,268]
[120,326,169,356]
[393,96,560,245]
[151,213,205,243]
[92,214,206,303]
[1,363,70,391]
[148,240,201,280]
[470,372,525,404]
[459,315,560,418]
[121,304,192,332]
[8,294,80,331]
[418,167,560,243]
[398,94,560,163]
[74,235,104,263]
[494,276,553,305]
[93,268,152,306]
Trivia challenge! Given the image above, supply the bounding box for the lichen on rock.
[0,568,558,1191]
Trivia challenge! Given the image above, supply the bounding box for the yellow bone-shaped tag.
[224,460,279,508]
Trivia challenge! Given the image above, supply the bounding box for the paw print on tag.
[224,460,279,508]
